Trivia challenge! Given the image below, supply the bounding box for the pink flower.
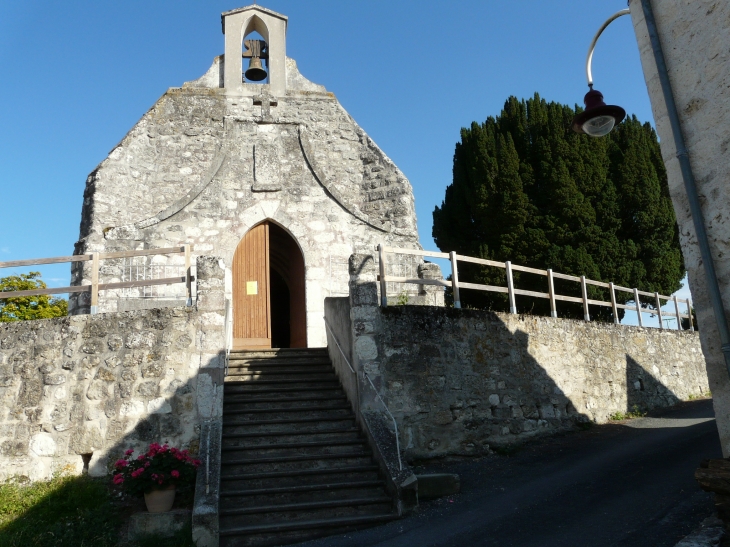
[171,470,180,479]
[112,473,124,485]
[131,468,144,478]
[137,455,145,461]
[151,473,158,480]
[145,461,151,468]
[124,449,134,456]
[192,459,201,467]
[114,459,128,468]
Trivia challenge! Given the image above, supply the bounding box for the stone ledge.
[128,508,191,540]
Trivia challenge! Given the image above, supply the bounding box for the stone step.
[219,513,398,547]
[219,497,393,531]
[221,438,368,459]
[220,496,392,517]
[223,394,348,408]
[224,377,339,387]
[228,362,335,376]
[222,464,379,482]
[220,479,387,499]
[227,357,333,367]
[223,415,356,428]
[223,385,342,396]
[221,470,382,494]
[229,348,328,360]
[222,426,360,441]
[218,481,389,510]
[219,348,398,547]
[221,452,373,475]
[222,403,352,416]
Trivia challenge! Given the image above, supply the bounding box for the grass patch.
[0,473,194,547]
[609,405,647,421]
[0,472,121,547]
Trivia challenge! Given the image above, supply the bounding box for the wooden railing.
[0,245,193,314]
[377,244,694,331]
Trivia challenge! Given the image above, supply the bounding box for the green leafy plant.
[113,443,200,497]
[0,272,67,322]
[396,290,410,306]
[609,405,647,421]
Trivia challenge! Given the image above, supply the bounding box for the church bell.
[243,39,268,82]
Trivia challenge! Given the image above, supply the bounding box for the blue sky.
[0,1,690,325]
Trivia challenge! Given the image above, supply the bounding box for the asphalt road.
[301,399,721,547]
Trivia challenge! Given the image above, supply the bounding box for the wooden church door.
[232,222,271,349]
[232,221,307,350]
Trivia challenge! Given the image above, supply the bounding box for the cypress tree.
[432,93,684,320]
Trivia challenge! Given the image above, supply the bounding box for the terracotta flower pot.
[144,484,176,513]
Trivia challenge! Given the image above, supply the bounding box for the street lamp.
[571,9,629,137]
[579,1,730,376]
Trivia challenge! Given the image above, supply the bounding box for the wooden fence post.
[90,252,100,314]
[655,292,664,329]
[687,299,694,331]
[673,295,682,331]
[450,251,461,309]
[634,288,643,327]
[378,244,388,307]
[547,269,557,318]
[580,276,590,321]
[184,244,192,306]
[505,261,517,314]
[609,282,619,324]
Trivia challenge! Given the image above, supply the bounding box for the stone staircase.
[219,348,398,547]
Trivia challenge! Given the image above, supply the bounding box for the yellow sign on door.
[246,281,258,295]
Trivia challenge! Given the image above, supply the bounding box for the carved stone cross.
[253,94,278,122]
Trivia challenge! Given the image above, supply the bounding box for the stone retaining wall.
[341,254,709,460]
[0,257,225,480]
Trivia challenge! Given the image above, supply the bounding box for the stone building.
[629,0,730,456]
[70,4,420,349]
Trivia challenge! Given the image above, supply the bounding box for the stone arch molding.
[103,123,396,239]
[242,14,270,45]
[225,210,308,270]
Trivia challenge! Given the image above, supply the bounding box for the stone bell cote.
[222,5,288,96]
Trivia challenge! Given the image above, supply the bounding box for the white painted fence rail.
[377,244,694,331]
[0,245,194,314]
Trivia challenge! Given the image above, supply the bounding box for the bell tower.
[222,5,287,96]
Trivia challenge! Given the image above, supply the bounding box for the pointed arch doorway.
[232,221,307,349]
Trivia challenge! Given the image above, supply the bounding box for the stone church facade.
[70,5,420,348]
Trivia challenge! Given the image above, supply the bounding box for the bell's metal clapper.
[243,39,268,82]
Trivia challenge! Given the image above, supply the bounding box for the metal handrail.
[323,317,355,375]
[204,421,211,495]
[224,299,232,377]
[363,372,403,471]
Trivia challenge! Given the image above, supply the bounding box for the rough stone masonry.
[630,0,730,456]
[0,257,226,481]
[334,254,710,460]
[69,5,421,348]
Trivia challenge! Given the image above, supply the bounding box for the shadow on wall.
[374,306,704,460]
[0,308,223,481]
[626,355,681,414]
[379,307,589,458]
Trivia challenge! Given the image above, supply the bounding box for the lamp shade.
[572,88,626,137]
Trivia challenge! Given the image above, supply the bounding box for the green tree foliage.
[0,272,68,322]
[432,93,684,320]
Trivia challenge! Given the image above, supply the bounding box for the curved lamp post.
[571,9,629,136]
[577,1,730,377]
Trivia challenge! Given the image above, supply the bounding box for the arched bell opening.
[241,16,270,84]
[232,220,306,350]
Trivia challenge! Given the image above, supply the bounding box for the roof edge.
[221,5,288,33]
